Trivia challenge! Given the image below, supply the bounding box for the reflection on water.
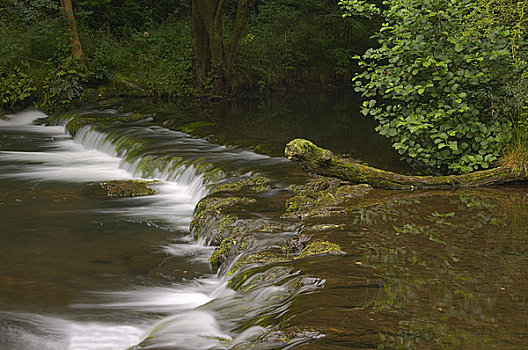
[286,188,528,349]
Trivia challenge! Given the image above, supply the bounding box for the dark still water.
[1,92,528,349]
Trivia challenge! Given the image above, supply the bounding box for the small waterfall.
[73,125,211,205]
[0,110,317,349]
[0,111,232,349]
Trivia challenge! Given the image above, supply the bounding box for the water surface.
[1,93,528,349]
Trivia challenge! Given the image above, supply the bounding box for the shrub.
[342,0,527,174]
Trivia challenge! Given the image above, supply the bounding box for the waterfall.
[0,110,315,349]
[0,111,236,349]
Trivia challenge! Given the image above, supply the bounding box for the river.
[1,92,528,349]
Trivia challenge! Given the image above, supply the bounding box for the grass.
[500,119,528,174]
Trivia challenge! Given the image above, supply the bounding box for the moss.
[209,238,236,271]
[283,176,371,219]
[190,213,238,243]
[285,139,333,170]
[298,240,346,259]
[190,196,262,244]
[228,237,345,277]
[213,175,272,194]
[208,220,296,273]
[287,138,524,189]
[66,116,99,136]
[193,196,256,217]
[93,180,157,197]
[176,121,215,134]
[50,111,147,136]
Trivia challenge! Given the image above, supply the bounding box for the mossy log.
[285,139,527,190]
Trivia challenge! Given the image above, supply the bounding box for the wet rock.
[190,196,257,244]
[89,180,156,197]
[213,175,272,194]
[228,236,345,277]
[298,240,346,259]
[283,175,372,219]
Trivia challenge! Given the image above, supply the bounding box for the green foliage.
[343,0,528,174]
[0,0,93,110]
[0,1,194,110]
[83,17,195,96]
[235,0,376,88]
[41,57,90,106]
[339,0,380,18]
[0,67,37,107]
[76,0,190,35]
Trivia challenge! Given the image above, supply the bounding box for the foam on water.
[1,312,146,350]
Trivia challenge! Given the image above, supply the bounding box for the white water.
[0,111,238,349]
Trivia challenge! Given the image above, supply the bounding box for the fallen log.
[285,139,527,190]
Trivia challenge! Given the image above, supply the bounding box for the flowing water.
[1,92,528,349]
[0,109,298,349]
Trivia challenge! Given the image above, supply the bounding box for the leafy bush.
[41,57,90,106]
[82,16,195,97]
[342,0,528,174]
[0,67,37,107]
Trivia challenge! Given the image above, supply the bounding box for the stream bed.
[1,92,528,349]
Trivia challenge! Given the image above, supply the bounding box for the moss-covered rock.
[210,237,243,271]
[298,240,346,259]
[194,196,256,217]
[208,219,296,273]
[283,175,372,219]
[228,236,345,277]
[213,175,272,194]
[90,180,157,197]
[66,116,100,135]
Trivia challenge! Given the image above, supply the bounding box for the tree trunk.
[285,139,528,190]
[192,0,251,96]
[192,0,210,94]
[60,0,83,59]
